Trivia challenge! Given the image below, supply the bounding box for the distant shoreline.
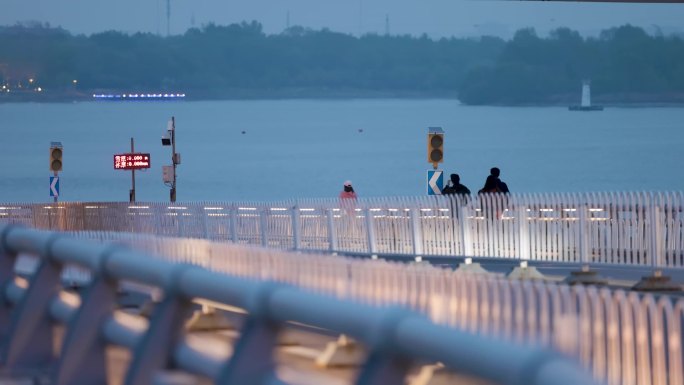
[0,89,459,103]
[3,89,684,107]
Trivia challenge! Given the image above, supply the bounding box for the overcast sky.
[2,0,684,39]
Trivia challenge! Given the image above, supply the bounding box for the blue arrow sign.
[50,176,59,197]
[427,170,443,195]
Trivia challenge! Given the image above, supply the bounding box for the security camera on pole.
[161,116,180,202]
[426,127,444,195]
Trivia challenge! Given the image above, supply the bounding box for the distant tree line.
[459,26,684,105]
[0,22,683,104]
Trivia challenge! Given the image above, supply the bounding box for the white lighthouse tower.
[581,80,591,107]
[569,80,603,111]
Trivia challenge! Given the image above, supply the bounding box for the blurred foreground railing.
[3,191,684,269]
[61,230,684,385]
[0,225,596,385]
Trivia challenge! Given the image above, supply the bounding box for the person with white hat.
[339,180,357,200]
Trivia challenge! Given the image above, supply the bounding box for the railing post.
[516,204,529,261]
[354,308,414,385]
[47,205,54,230]
[327,208,339,253]
[631,194,680,291]
[260,207,269,247]
[291,204,301,251]
[53,245,122,385]
[459,205,473,256]
[216,283,282,384]
[0,226,19,339]
[565,196,609,286]
[365,208,378,256]
[123,264,197,385]
[649,202,663,271]
[200,205,210,240]
[410,208,424,257]
[229,207,238,243]
[0,233,62,373]
[578,203,589,266]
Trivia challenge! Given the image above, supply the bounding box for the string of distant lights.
[93,93,186,100]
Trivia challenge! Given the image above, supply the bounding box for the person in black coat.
[478,167,509,220]
[442,174,471,196]
[479,167,509,194]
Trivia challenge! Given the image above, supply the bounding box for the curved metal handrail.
[0,224,596,385]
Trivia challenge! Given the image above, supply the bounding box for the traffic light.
[50,142,63,172]
[427,127,444,168]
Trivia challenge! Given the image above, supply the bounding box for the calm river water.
[1,99,683,202]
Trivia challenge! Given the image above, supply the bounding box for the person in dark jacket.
[478,167,509,220]
[442,174,471,196]
[479,167,509,194]
[492,167,509,193]
[442,173,470,220]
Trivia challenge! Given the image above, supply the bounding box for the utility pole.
[166,0,171,37]
[358,0,363,36]
[130,137,136,202]
[162,116,180,202]
[114,141,150,201]
[171,116,177,202]
[156,0,160,36]
[385,14,390,36]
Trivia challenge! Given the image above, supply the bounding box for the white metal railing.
[2,191,684,269]
[66,230,684,385]
[0,225,596,385]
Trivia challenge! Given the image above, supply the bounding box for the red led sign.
[114,153,151,170]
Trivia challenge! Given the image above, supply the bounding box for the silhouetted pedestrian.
[442,174,471,196]
[478,167,509,220]
[479,167,509,194]
[442,173,470,220]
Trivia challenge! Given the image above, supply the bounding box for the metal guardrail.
[62,230,684,385]
[0,224,596,385]
[2,191,684,269]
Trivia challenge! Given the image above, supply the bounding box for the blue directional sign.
[50,176,59,197]
[427,170,443,195]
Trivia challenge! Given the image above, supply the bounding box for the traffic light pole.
[427,127,444,195]
[427,127,444,170]
[50,141,63,203]
[53,171,58,203]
